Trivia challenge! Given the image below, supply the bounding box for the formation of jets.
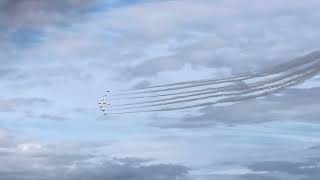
[98,91,110,115]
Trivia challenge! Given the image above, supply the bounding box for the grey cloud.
[244,158,320,180]
[123,36,318,80]
[151,87,320,129]
[133,80,152,89]
[114,0,320,80]
[37,114,68,121]
[124,54,185,78]
[0,130,23,148]
[64,162,190,180]
[194,144,320,180]
[1,65,93,89]
[194,172,298,180]
[0,0,100,80]
[0,67,32,82]
[0,97,49,112]
[0,155,191,180]
[239,174,282,180]
[105,0,320,38]
[0,129,191,180]
[199,174,284,180]
[0,68,17,78]
[113,157,153,166]
[0,0,97,29]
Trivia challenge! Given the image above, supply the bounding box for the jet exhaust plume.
[100,51,320,115]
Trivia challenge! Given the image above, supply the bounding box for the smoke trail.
[116,74,262,92]
[107,68,319,115]
[111,60,320,108]
[111,74,264,96]
[101,51,320,115]
[111,70,308,107]
[109,66,318,112]
[262,50,320,74]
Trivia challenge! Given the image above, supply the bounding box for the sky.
[1,0,320,179]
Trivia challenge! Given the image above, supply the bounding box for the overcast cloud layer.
[1,0,320,179]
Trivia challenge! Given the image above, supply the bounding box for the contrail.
[116,73,255,91]
[111,63,318,107]
[109,66,319,112]
[110,57,320,107]
[111,74,265,96]
[101,51,320,115]
[107,69,319,115]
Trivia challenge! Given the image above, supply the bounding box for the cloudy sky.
[1,0,320,179]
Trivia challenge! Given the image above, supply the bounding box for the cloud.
[0,129,191,180]
[239,174,283,180]
[242,158,320,180]
[190,140,320,180]
[104,0,320,38]
[0,0,97,29]
[97,0,320,81]
[64,162,190,180]
[3,0,320,87]
[35,113,68,121]
[0,97,49,112]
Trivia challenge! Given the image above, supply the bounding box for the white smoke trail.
[101,51,320,115]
